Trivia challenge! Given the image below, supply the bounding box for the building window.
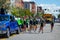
[24,3,29,9]
[25,4,28,8]
[45,9,47,11]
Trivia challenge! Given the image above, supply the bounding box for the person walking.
[39,18,45,33]
[50,21,54,32]
[29,17,33,32]
[16,18,22,31]
[33,18,37,32]
[26,18,30,31]
[20,18,24,32]
[23,18,27,32]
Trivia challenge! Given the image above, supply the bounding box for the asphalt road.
[0,23,60,40]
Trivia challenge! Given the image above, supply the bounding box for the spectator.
[0,5,6,14]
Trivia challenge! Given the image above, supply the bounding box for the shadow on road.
[20,30,53,34]
[0,34,7,39]
[43,31,51,33]
[20,31,51,34]
[0,33,17,39]
[55,25,60,26]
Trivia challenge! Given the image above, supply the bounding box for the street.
[0,23,60,40]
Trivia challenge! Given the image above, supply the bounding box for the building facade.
[24,1,36,14]
[30,2,36,14]
[15,0,24,9]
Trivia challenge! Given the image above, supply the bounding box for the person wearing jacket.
[17,18,24,32]
[0,5,6,14]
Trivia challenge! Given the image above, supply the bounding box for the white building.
[38,4,60,18]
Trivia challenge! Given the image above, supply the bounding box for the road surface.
[0,23,60,40]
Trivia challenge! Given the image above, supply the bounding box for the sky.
[23,0,60,6]
[23,0,60,18]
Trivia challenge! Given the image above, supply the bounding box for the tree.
[11,6,33,17]
[58,14,60,18]
[36,9,44,17]
[37,12,44,17]
[0,0,6,7]
[11,7,20,17]
[0,0,10,10]
[24,9,33,16]
[19,8,25,17]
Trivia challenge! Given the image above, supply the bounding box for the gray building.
[23,1,37,14]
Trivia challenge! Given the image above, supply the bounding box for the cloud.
[38,4,56,7]
[38,4,60,9]
[23,0,31,2]
[38,4,60,17]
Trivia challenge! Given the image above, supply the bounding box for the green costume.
[26,19,29,24]
[17,18,23,25]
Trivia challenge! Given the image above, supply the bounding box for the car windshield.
[0,15,9,21]
[46,16,51,18]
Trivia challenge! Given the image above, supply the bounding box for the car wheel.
[16,27,20,34]
[5,28,10,38]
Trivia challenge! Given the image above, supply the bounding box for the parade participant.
[20,18,24,32]
[19,18,24,32]
[39,18,45,33]
[26,18,30,31]
[33,18,37,32]
[29,17,33,32]
[26,18,29,28]
[16,18,22,32]
[50,21,54,32]
[23,16,27,32]
[17,18,20,28]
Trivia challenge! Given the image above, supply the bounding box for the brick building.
[30,2,36,14]
[15,0,24,9]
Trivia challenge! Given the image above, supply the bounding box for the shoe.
[42,32,43,34]
[50,30,52,32]
[38,31,40,33]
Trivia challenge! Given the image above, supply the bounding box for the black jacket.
[0,8,5,14]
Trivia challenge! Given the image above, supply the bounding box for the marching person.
[26,17,29,31]
[20,18,24,32]
[29,17,33,32]
[33,18,37,32]
[50,21,54,32]
[39,18,45,33]
[23,17,27,32]
[16,17,23,32]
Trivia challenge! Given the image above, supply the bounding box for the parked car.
[0,14,20,38]
[55,18,60,23]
